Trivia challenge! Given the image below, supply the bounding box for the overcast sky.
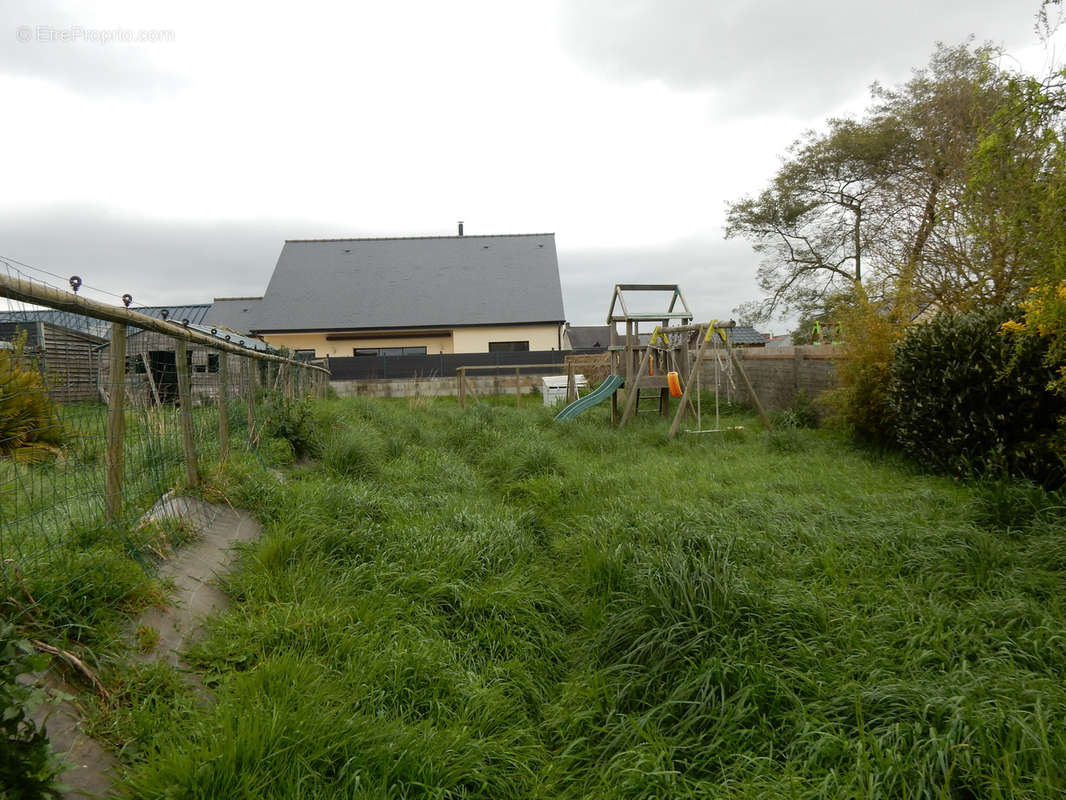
[1,1,1062,330]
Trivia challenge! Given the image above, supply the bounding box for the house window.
[488,341,529,353]
[293,349,316,362]
[353,346,428,356]
[207,353,220,373]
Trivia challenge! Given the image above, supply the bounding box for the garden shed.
[0,320,106,403]
[95,323,275,406]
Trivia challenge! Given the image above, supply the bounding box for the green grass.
[67,396,1066,796]
[0,396,272,650]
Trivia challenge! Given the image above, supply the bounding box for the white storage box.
[541,374,588,406]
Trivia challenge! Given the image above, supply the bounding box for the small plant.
[135,625,160,654]
[0,623,63,799]
[261,393,321,459]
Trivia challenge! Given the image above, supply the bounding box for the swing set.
[605,285,773,436]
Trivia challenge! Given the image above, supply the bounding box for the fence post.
[105,322,126,523]
[244,357,256,447]
[218,351,230,465]
[175,339,200,487]
[458,367,466,408]
[515,367,521,409]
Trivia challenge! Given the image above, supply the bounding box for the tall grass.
[91,395,1066,798]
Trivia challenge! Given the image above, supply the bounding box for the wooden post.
[105,322,127,523]
[515,367,521,409]
[619,339,656,427]
[566,361,576,403]
[217,352,230,465]
[175,340,200,487]
[141,352,160,406]
[458,367,466,408]
[668,325,716,438]
[244,357,256,447]
[730,348,774,431]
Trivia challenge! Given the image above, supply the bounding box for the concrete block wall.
[731,345,844,411]
[332,373,546,399]
[329,347,846,410]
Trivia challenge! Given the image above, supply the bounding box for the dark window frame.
[353,346,428,357]
[488,340,530,353]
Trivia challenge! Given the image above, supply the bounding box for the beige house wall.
[451,324,561,353]
[261,331,455,357]
[260,324,562,357]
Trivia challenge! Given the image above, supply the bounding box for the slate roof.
[726,325,767,345]
[0,309,110,339]
[208,297,263,333]
[252,234,565,332]
[566,325,612,350]
[0,305,213,339]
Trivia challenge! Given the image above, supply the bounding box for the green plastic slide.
[553,375,625,421]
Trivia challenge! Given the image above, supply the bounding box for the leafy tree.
[727,43,1013,322]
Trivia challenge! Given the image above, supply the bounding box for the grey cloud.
[560,237,762,327]
[0,208,769,335]
[560,0,1035,115]
[0,207,340,308]
[0,1,184,98]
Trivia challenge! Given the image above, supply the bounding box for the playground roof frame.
[607,284,694,325]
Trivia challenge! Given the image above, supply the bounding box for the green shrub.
[889,305,1066,485]
[0,623,63,799]
[822,294,905,444]
[0,336,68,464]
[261,393,321,459]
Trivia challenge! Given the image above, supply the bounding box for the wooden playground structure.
[604,284,772,436]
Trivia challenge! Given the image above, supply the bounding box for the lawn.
[94,395,1066,798]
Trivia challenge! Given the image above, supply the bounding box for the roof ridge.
[213,296,264,301]
[284,233,555,243]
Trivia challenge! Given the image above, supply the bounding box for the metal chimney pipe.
[457,220,464,237]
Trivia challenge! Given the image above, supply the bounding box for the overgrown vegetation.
[0,336,68,464]
[76,395,1066,798]
[729,12,1066,480]
[891,305,1066,484]
[0,624,63,800]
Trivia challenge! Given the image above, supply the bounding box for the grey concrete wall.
[332,373,547,399]
[731,345,843,410]
[330,347,846,409]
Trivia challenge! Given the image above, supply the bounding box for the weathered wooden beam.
[619,337,656,427]
[730,348,774,431]
[0,271,327,373]
[105,322,126,523]
[218,352,230,465]
[175,340,200,487]
[668,324,716,438]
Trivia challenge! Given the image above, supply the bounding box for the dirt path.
[25,497,262,799]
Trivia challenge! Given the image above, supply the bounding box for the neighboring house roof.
[726,325,767,345]
[0,309,110,339]
[133,304,213,325]
[208,297,263,333]
[0,320,106,347]
[566,325,611,350]
[252,233,566,332]
[0,305,214,340]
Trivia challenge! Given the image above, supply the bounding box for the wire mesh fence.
[0,269,329,649]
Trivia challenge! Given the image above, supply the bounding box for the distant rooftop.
[253,233,565,333]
